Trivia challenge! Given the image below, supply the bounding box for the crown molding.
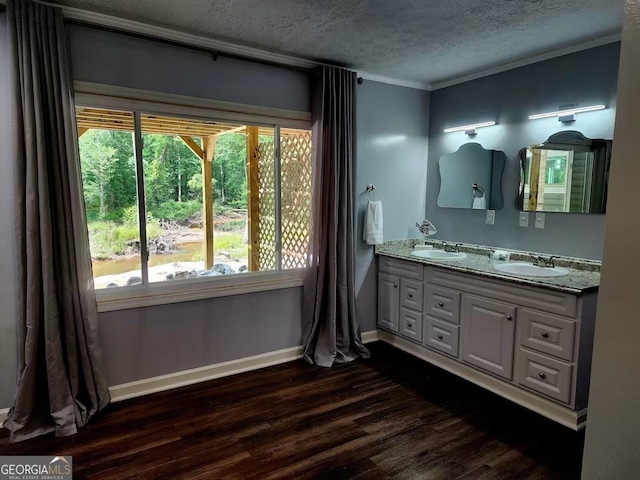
[53,3,433,92]
[430,33,622,91]
[59,4,320,70]
[357,71,432,91]
[34,1,622,93]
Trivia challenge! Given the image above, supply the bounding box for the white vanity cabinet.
[377,256,598,430]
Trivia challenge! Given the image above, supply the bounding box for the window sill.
[95,270,306,313]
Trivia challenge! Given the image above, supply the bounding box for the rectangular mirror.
[518,131,612,214]
[437,142,506,210]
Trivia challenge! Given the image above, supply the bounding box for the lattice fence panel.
[257,137,276,270]
[256,131,312,271]
[280,131,312,270]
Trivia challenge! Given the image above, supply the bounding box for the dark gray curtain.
[302,66,370,367]
[3,0,110,442]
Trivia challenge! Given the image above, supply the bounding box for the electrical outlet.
[535,212,546,229]
[519,212,530,227]
[486,210,496,225]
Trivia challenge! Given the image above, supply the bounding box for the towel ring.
[366,184,383,202]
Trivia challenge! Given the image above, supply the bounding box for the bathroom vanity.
[375,241,600,430]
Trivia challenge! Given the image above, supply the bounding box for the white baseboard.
[0,408,8,424]
[109,330,379,403]
[361,329,379,344]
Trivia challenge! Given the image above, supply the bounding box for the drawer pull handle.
[506,315,513,321]
[408,293,413,298]
[538,372,546,379]
[438,302,444,307]
[437,334,443,340]
[541,332,549,338]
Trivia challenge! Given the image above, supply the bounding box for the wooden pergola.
[76,107,302,271]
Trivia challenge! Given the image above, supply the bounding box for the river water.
[91,241,204,277]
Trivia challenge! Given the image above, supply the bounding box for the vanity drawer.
[425,284,461,324]
[379,256,424,281]
[400,278,424,312]
[518,309,576,361]
[400,308,423,343]
[517,348,573,405]
[424,316,460,357]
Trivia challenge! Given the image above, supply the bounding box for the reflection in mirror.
[437,143,506,210]
[517,131,612,214]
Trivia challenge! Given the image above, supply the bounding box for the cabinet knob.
[538,372,546,379]
[541,332,549,338]
[407,322,413,328]
[437,334,443,340]
[393,283,398,288]
[408,293,413,298]
[506,315,513,321]
[438,302,444,307]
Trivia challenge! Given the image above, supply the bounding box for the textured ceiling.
[54,0,624,84]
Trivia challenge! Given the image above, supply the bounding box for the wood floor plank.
[0,342,584,479]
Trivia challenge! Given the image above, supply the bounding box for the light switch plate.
[535,213,546,229]
[486,210,496,225]
[519,212,530,227]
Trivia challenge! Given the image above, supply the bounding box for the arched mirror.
[517,131,612,214]
[437,143,506,210]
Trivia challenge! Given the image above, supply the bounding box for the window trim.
[77,85,312,309]
[95,269,306,312]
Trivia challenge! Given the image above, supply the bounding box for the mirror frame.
[516,130,613,214]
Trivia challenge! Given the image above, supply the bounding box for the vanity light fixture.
[528,104,606,122]
[443,121,496,135]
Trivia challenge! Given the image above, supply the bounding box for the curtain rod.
[8,0,363,78]
[68,19,316,74]
[1,0,367,82]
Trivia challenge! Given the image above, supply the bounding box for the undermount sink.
[493,262,570,278]
[410,249,468,260]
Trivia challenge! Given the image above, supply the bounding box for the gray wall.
[70,27,312,389]
[427,43,620,260]
[67,24,311,113]
[582,3,640,476]
[0,12,18,409]
[355,81,430,332]
[100,288,304,386]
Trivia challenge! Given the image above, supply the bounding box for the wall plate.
[535,213,546,229]
[486,210,496,225]
[519,212,530,228]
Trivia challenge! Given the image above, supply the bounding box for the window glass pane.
[140,115,276,283]
[280,128,312,270]
[141,131,206,283]
[76,108,142,289]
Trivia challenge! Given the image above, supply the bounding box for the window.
[77,107,311,290]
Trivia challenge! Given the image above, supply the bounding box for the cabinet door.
[461,294,516,380]
[378,273,400,332]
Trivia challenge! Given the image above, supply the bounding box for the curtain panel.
[3,0,110,442]
[302,66,370,367]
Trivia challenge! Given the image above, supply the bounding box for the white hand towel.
[472,196,486,209]
[364,200,384,245]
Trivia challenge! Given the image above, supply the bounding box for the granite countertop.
[375,240,601,295]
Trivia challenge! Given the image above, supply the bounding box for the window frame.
[75,87,311,312]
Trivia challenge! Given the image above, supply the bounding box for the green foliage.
[79,130,137,219]
[87,221,162,258]
[152,200,202,222]
[214,232,246,260]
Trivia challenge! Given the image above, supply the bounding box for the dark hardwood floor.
[0,342,584,479]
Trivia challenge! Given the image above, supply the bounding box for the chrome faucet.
[531,255,556,268]
[443,243,463,253]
